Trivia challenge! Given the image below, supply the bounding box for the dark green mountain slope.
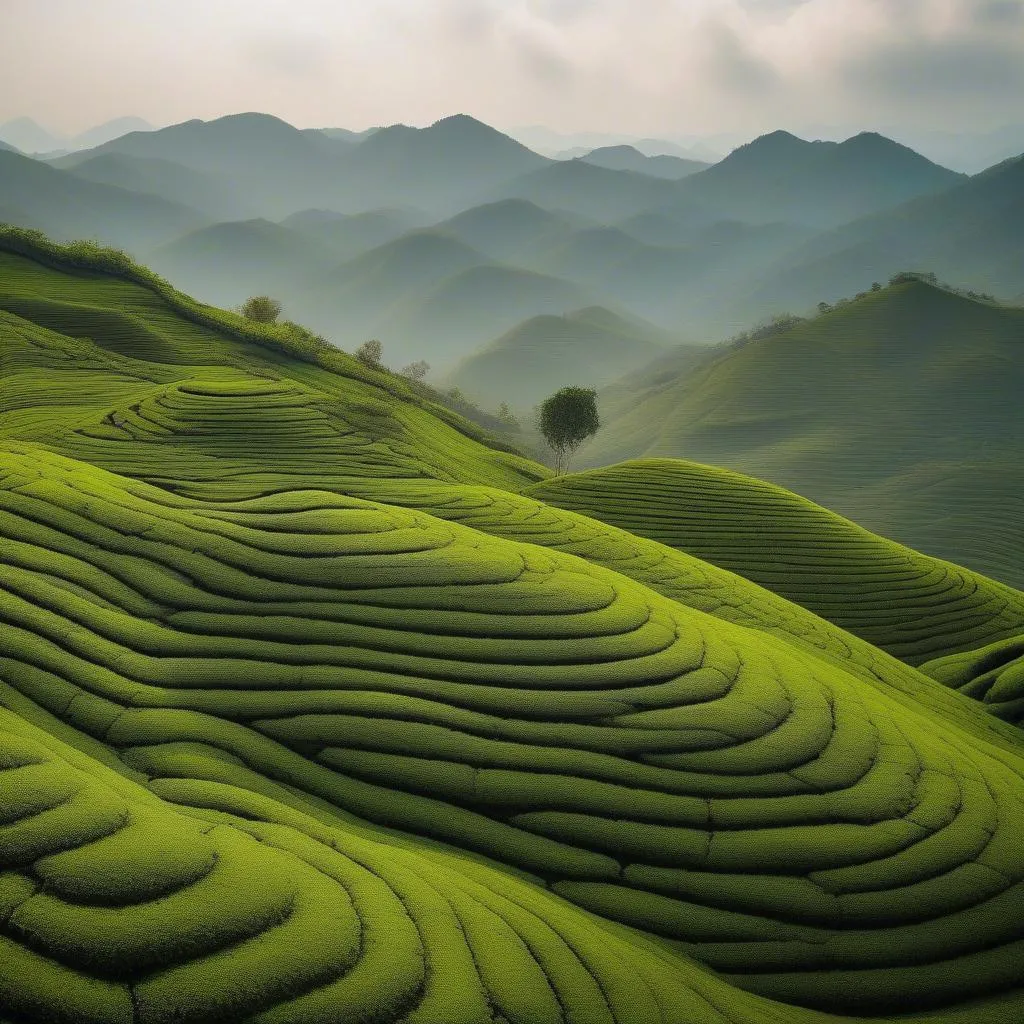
[586,280,1024,586]
[448,306,669,408]
[0,149,205,250]
[676,131,963,226]
[3,231,1024,1023]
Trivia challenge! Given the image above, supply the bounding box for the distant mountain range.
[0,115,155,154]
[2,109,1022,377]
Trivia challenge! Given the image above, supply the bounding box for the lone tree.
[355,339,383,367]
[239,295,282,323]
[399,360,430,381]
[540,386,599,475]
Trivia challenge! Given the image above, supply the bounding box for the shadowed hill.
[586,279,1024,586]
[3,232,1024,1022]
[448,306,670,408]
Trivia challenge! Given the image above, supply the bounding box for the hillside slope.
[586,280,1024,586]
[528,460,1024,716]
[2,231,1024,1023]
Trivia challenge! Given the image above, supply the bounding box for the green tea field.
[2,230,1023,1023]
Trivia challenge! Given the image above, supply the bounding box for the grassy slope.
[3,236,1024,1022]
[585,280,1024,588]
[528,460,1024,723]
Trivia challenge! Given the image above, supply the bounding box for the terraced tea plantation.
[2,232,1024,1024]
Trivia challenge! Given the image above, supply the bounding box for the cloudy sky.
[3,0,1024,140]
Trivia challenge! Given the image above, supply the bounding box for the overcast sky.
[3,0,1024,139]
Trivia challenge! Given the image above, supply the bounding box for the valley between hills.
[0,110,1022,1024]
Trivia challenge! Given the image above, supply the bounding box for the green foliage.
[399,359,429,381]
[540,386,599,474]
[355,337,383,367]
[239,295,282,323]
[2,236,1024,1024]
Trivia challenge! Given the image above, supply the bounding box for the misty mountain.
[0,115,155,155]
[279,208,430,262]
[676,131,964,226]
[55,152,253,221]
[338,114,550,214]
[0,148,205,251]
[0,117,65,154]
[447,305,670,409]
[492,159,684,221]
[379,264,595,369]
[296,230,490,347]
[742,152,1024,313]
[580,145,709,179]
[69,112,352,218]
[146,219,335,311]
[435,200,581,261]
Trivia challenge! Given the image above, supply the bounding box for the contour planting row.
[528,460,1024,668]
[2,703,821,1024]
[3,445,1024,1015]
[0,248,543,493]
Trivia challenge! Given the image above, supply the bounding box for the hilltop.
[586,278,1024,585]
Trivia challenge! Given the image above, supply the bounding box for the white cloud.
[1,0,1022,138]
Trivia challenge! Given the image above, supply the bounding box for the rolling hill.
[585,278,1024,586]
[2,228,1024,1023]
[447,306,670,408]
